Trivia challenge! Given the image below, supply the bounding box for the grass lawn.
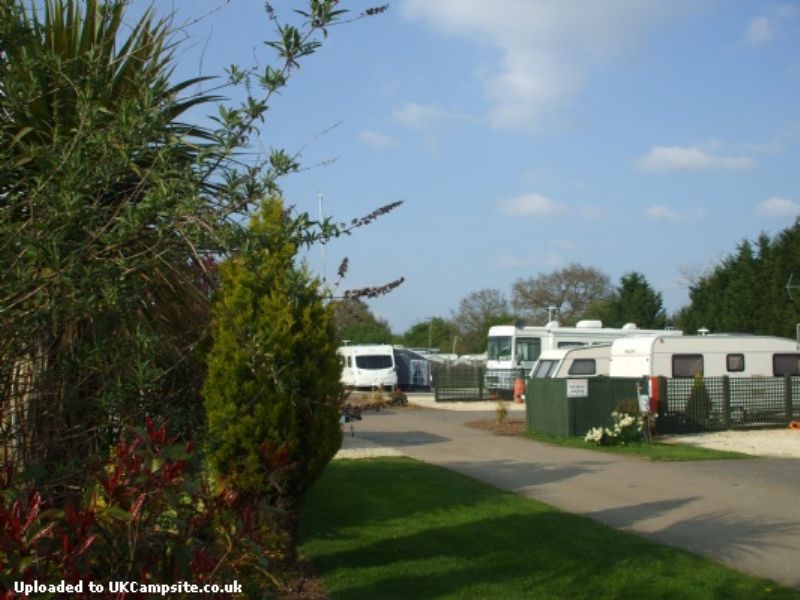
[300,458,798,600]
[523,429,753,461]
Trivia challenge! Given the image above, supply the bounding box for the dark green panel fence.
[526,379,569,435]
[527,377,639,437]
[528,375,800,437]
[571,378,639,437]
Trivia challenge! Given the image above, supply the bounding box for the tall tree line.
[677,220,800,337]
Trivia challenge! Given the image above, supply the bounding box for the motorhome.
[485,321,681,392]
[337,344,397,390]
[530,344,612,379]
[608,334,800,378]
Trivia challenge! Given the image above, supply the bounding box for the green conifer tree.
[202,198,342,548]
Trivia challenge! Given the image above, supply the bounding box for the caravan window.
[532,360,558,378]
[773,354,800,376]
[515,338,542,363]
[726,354,745,372]
[568,359,596,376]
[672,354,703,378]
[355,355,393,369]
[488,336,512,361]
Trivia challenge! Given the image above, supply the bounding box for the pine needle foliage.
[202,198,342,533]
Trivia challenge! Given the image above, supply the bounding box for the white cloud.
[645,205,706,221]
[579,205,607,221]
[746,16,774,45]
[498,193,566,218]
[497,252,564,269]
[745,6,798,46]
[401,1,702,130]
[779,120,800,139]
[357,130,398,149]
[635,146,756,172]
[391,102,468,129]
[756,197,800,217]
[550,239,579,252]
[645,205,682,221]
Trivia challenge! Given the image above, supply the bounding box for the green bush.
[0,420,290,597]
[686,372,711,428]
[202,198,342,550]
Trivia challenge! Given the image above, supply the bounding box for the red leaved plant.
[1,419,289,598]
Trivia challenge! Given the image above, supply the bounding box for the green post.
[785,375,793,425]
[722,375,731,428]
[433,367,439,402]
[478,365,484,401]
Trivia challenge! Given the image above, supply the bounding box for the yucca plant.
[0,0,223,495]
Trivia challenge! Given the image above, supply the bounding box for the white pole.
[318,192,325,283]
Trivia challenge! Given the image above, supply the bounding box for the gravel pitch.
[662,428,800,458]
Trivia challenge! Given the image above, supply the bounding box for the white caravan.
[608,334,800,378]
[337,344,397,390]
[485,321,681,391]
[530,344,612,379]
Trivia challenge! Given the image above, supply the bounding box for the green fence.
[526,378,639,437]
[660,376,800,433]
[432,365,485,401]
[527,375,800,437]
[432,365,525,401]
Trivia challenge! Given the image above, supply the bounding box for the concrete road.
[354,407,800,589]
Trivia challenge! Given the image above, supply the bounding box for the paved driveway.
[354,407,800,589]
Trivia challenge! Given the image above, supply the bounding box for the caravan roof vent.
[576,320,603,328]
[621,323,638,330]
[546,320,561,328]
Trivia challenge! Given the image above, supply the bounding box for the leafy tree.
[511,264,611,325]
[202,198,342,553]
[402,317,458,353]
[595,272,668,329]
[332,298,394,344]
[452,288,514,354]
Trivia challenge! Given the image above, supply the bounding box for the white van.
[608,334,800,378]
[337,344,398,390]
[530,344,612,379]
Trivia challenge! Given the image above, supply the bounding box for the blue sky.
[138,1,800,333]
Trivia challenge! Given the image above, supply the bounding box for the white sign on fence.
[566,378,589,398]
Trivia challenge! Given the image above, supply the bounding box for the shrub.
[390,389,408,406]
[202,199,342,552]
[496,401,509,424]
[0,420,289,598]
[686,373,711,428]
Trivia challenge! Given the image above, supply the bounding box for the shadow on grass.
[300,458,800,599]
